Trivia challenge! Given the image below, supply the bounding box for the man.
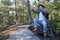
[32,4,47,37]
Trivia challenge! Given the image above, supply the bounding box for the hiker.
[32,4,48,37]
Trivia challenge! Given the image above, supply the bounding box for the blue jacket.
[32,8,46,18]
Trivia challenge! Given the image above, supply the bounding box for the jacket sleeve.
[32,9,40,13]
[41,10,47,17]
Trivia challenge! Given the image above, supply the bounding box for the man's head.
[38,4,45,9]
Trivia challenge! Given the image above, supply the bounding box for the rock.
[7,28,40,40]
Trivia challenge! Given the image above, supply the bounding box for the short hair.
[38,4,45,8]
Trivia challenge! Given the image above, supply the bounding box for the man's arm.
[32,9,40,13]
[32,5,40,13]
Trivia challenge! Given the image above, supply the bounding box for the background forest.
[0,0,60,35]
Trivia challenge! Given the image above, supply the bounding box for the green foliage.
[33,1,37,5]
[2,0,12,5]
[53,0,60,10]
[50,0,60,34]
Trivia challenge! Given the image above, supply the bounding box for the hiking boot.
[33,28,37,32]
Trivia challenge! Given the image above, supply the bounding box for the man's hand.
[32,5,37,9]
